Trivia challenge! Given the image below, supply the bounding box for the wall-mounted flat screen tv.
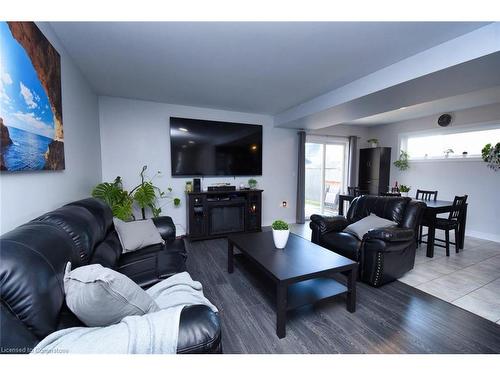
[170,117,263,176]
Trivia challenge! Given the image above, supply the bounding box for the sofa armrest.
[177,305,222,354]
[309,214,349,244]
[152,216,176,243]
[364,227,415,243]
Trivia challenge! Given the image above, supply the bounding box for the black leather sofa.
[0,198,221,354]
[310,195,425,287]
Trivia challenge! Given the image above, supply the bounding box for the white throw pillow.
[64,263,159,327]
[344,213,398,240]
[113,217,165,253]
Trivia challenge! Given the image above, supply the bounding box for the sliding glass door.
[304,137,348,220]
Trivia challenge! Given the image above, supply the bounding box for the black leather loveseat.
[0,198,221,354]
[310,195,425,287]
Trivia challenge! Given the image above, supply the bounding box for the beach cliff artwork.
[0,22,64,171]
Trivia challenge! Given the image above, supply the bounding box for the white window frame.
[398,121,500,163]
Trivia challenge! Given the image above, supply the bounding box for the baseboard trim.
[466,230,500,243]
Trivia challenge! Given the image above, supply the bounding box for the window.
[304,137,348,219]
[403,126,500,160]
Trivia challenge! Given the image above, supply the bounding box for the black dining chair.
[416,189,438,243]
[420,195,468,256]
[416,189,438,201]
[347,186,368,197]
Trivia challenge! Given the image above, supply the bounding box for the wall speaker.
[438,114,452,127]
[193,178,201,192]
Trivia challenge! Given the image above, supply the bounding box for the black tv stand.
[186,190,263,241]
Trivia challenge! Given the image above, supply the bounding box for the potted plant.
[248,178,258,189]
[394,150,410,171]
[444,149,454,158]
[92,165,180,221]
[272,220,290,249]
[399,185,411,197]
[482,142,500,171]
[367,138,379,148]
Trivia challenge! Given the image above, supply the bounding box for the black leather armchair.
[0,198,221,354]
[310,195,425,287]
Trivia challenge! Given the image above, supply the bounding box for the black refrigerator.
[358,147,392,195]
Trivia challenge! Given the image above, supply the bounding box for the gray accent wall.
[98,96,298,234]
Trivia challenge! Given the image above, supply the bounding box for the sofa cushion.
[320,231,362,261]
[347,195,410,224]
[64,263,159,327]
[344,213,397,240]
[118,239,187,288]
[113,218,165,253]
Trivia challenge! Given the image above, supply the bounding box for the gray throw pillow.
[113,217,165,253]
[344,213,398,240]
[64,263,159,327]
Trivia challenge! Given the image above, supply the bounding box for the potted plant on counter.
[399,185,411,197]
[367,138,379,148]
[248,178,258,189]
[272,220,290,249]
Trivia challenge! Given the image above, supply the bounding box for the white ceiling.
[50,22,488,115]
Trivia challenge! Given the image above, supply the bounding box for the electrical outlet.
[281,201,288,208]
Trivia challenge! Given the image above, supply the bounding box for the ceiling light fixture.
[179,127,188,132]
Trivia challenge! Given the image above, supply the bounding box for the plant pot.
[272,229,290,249]
[370,142,378,148]
[400,192,408,197]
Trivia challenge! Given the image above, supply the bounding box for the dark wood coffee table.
[227,231,357,338]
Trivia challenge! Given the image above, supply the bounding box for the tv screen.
[170,117,263,176]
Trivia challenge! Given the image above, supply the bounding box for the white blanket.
[32,272,218,354]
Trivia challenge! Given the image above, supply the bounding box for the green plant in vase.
[92,165,180,221]
[399,184,411,197]
[248,178,258,189]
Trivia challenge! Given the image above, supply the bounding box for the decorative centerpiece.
[272,220,290,249]
[248,178,258,189]
[367,138,379,148]
[444,149,454,158]
[399,184,411,197]
[481,142,500,171]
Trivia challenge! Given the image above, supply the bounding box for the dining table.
[337,194,467,258]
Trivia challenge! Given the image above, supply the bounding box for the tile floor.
[288,223,500,325]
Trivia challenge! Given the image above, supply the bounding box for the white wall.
[0,22,102,234]
[98,96,298,233]
[368,103,500,242]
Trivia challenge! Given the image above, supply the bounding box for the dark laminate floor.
[185,237,500,354]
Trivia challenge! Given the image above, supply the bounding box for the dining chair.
[416,189,438,242]
[416,189,438,201]
[420,195,468,256]
[347,186,367,197]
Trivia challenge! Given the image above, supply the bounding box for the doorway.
[304,137,348,220]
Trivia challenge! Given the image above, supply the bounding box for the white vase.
[371,142,378,148]
[272,229,290,249]
[401,192,408,197]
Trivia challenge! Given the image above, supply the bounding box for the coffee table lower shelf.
[286,277,348,311]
